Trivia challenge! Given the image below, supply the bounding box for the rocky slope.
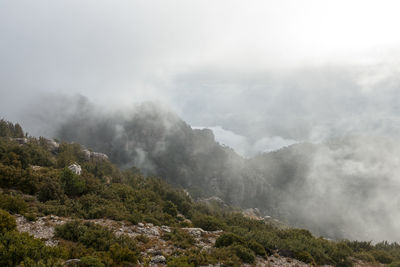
[15,214,313,267]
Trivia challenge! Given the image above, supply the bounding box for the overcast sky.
[2,0,400,156]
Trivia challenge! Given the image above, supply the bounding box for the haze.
[2,0,400,154]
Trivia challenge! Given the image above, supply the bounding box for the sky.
[2,0,400,156]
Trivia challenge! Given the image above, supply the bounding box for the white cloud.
[194,126,298,156]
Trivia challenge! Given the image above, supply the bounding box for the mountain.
[1,118,400,266]
[50,102,400,242]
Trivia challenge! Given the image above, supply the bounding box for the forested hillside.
[50,102,400,242]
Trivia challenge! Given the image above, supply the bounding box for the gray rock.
[151,255,166,264]
[182,227,205,238]
[82,148,109,162]
[91,151,109,161]
[161,225,171,233]
[68,163,82,175]
[137,226,160,236]
[147,248,162,256]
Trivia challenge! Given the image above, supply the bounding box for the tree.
[0,209,16,233]
[60,168,86,197]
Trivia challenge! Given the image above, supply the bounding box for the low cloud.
[194,126,298,156]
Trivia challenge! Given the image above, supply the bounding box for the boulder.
[91,152,109,161]
[151,255,166,264]
[68,163,82,175]
[182,227,205,238]
[81,149,109,162]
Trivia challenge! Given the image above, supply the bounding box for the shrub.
[163,201,178,217]
[0,209,16,233]
[295,251,316,265]
[135,234,150,244]
[61,168,86,197]
[78,223,115,251]
[0,193,27,214]
[345,240,373,252]
[167,256,195,267]
[215,233,244,248]
[24,212,37,222]
[55,221,138,257]
[0,231,58,266]
[38,177,65,202]
[354,251,375,262]
[247,240,266,256]
[231,244,255,263]
[109,244,138,264]
[80,256,105,267]
[389,261,400,267]
[372,250,394,264]
[163,228,195,249]
[55,220,86,242]
[212,247,241,266]
[191,214,224,231]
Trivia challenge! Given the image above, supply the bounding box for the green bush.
[389,261,400,267]
[0,231,59,266]
[231,244,255,263]
[78,224,115,251]
[135,234,149,244]
[61,168,86,197]
[0,193,27,214]
[80,256,105,267]
[247,240,266,256]
[162,228,195,249]
[212,247,241,266]
[24,212,37,222]
[38,176,65,202]
[109,243,138,264]
[55,221,138,257]
[163,201,178,217]
[372,250,394,264]
[191,214,224,231]
[215,233,244,248]
[295,251,315,265]
[55,220,87,242]
[0,209,16,233]
[354,251,375,262]
[167,256,195,267]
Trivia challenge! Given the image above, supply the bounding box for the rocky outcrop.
[15,215,68,246]
[82,149,109,161]
[150,255,166,264]
[14,214,322,266]
[68,163,82,175]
